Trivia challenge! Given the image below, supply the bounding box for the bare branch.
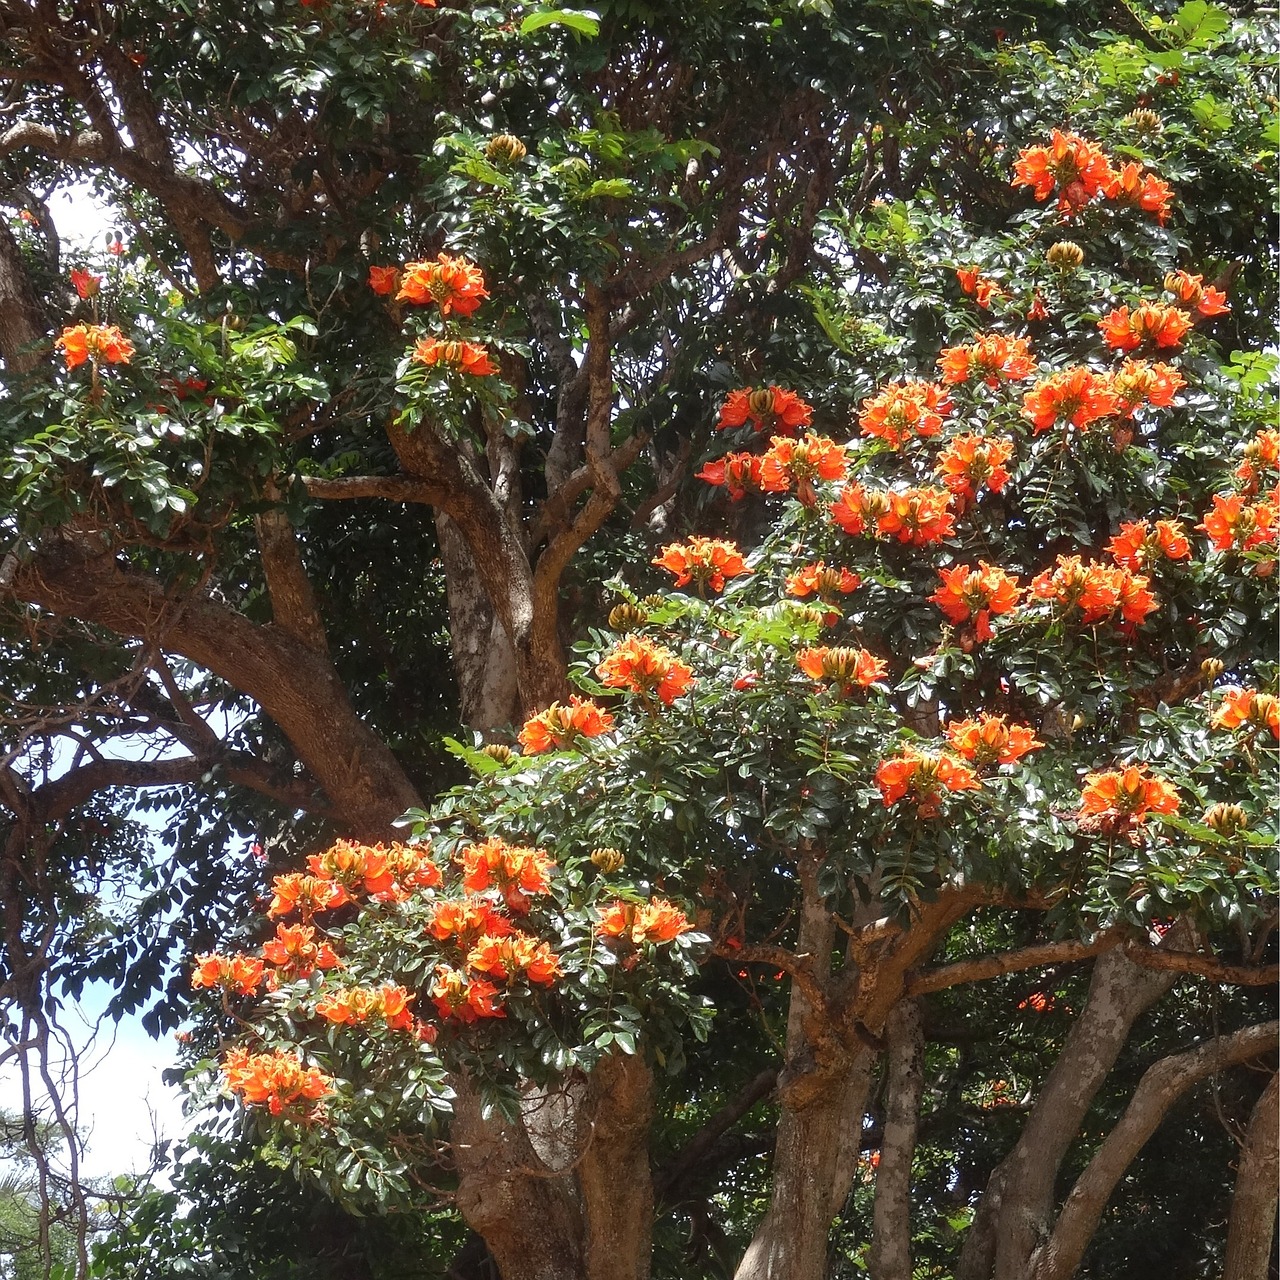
[906,932,1122,997]
[301,473,448,505]
[1121,940,1278,987]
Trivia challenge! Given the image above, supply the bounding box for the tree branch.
[1223,1070,1280,1280]
[906,932,1122,997]
[1121,940,1278,986]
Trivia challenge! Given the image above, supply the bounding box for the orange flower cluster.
[1235,430,1280,493]
[785,563,861,603]
[829,482,890,537]
[518,696,614,754]
[937,333,1034,387]
[316,984,415,1031]
[1078,765,1180,822]
[696,452,764,500]
[759,433,847,506]
[1105,162,1173,223]
[425,896,515,945]
[396,253,488,315]
[858,381,951,449]
[466,933,562,984]
[1098,303,1192,352]
[1021,366,1119,433]
[876,487,956,546]
[1213,688,1280,739]
[1030,555,1157,626]
[945,714,1043,766]
[598,897,691,945]
[956,267,1001,308]
[411,337,497,377]
[1198,493,1278,554]
[796,646,887,691]
[267,873,349,920]
[653,536,751,592]
[597,635,694,705]
[223,1047,332,1117]
[459,837,555,913]
[718,386,812,435]
[1164,270,1229,317]
[934,434,1014,502]
[261,922,340,984]
[307,839,442,901]
[875,748,980,816]
[1106,519,1191,570]
[930,562,1022,641]
[56,323,134,370]
[430,967,505,1022]
[192,953,265,997]
[1108,360,1184,416]
[1012,131,1115,210]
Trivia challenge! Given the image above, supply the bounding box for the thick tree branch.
[1029,1022,1279,1280]
[1121,940,1277,986]
[906,932,1121,996]
[254,498,331,656]
[1223,1070,1280,1280]
[301,474,448,505]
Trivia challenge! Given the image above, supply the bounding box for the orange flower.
[1078,765,1180,822]
[70,268,101,299]
[1018,992,1055,1013]
[459,837,555,913]
[518,696,615,754]
[796,646,887,691]
[260,922,340,983]
[875,748,980,815]
[1107,360,1185,416]
[598,897,691,944]
[466,933,561,985]
[396,253,488,314]
[930,562,1022,641]
[425,897,515,946]
[875,487,956,546]
[945,714,1043,765]
[937,333,1034,387]
[1198,493,1278,553]
[1012,131,1115,210]
[934,434,1015,502]
[1105,161,1173,223]
[191,953,265,997]
[411,336,497,377]
[367,265,401,296]
[956,267,1000,308]
[785,562,861,603]
[717,386,812,435]
[55,323,134,370]
[307,838,438,899]
[758,433,848,506]
[430,967,505,1022]
[1021,367,1120,433]
[829,482,890,537]
[653,535,751,592]
[1235,430,1280,492]
[223,1047,332,1116]
[1027,291,1050,322]
[316,984,415,1031]
[267,873,348,919]
[696,452,764,500]
[1098,303,1192,352]
[858,380,951,448]
[1164,269,1230,317]
[597,635,694,705]
[1105,519,1191,570]
[1030,556,1157,626]
[1213,688,1280,739]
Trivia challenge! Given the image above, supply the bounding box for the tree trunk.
[0,220,49,374]
[958,942,1182,1280]
[1224,1070,1279,1280]
[1029,1022,1278,1280]
[870,1000,924,1280]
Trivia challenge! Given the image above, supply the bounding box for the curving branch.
[906,932,1122,996]
[1121,940,1278,987]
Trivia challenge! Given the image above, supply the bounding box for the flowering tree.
[0,1,1276,1277]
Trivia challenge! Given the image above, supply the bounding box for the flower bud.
[641,594,666,610]
[746,387,776,420]
[590,847,625,873]
[485,134,528,165]
[1201,657,1225,681]
[1203,802,1248,836]
[608,603,647,632]
[481,744,516,765]
[1122,108,1163,135]
[1046,241,1085,270]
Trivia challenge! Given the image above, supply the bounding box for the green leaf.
[519,9,600,38]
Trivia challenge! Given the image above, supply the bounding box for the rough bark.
[958,942,1183,1280]
[1028,1022,1277,1280]
[0,219,48,373]
[870,1000,925,1280]
[1224,1069,1280,1280]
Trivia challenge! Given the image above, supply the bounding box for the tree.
[0,0,1275,1277]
